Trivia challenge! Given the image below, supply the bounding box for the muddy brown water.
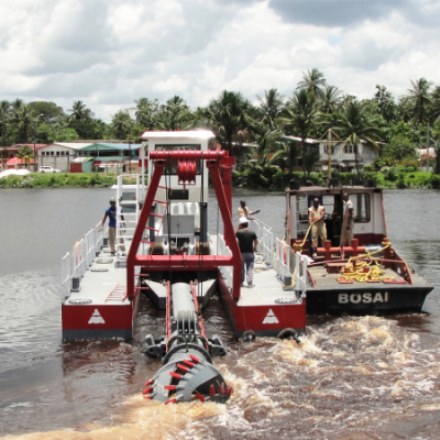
[1,188,440,439]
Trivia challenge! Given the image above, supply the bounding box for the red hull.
[217,271,306,337]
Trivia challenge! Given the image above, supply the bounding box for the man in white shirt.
[308,198,327,258]
[340,193,354,248]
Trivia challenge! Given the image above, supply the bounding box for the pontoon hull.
[306,285,433,315]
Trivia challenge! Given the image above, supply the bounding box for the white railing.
[252,218,274,266]
[295,252,308,297]
[217,234,233,290]
[60,221,108,295]
[116,174,143,256]
[275,237,290,278]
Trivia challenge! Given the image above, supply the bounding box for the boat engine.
[143,282,231,404]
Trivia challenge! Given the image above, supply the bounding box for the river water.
[1,188,440,439]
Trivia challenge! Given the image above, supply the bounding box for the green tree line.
[2,69,440,183]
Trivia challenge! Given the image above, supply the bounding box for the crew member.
[101,198,125,255]
[236,217,258,287]
[238,200,260,220]
[340,193,354,248]
[308,198,327,258]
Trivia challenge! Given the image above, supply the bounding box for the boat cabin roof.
[141,130,215,141]
[286,185,382,197]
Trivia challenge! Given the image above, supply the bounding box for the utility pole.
[318,128,342,181]
[426,122,430,170]
[32,113,44,172]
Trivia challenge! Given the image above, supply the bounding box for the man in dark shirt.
[236,217,258,287]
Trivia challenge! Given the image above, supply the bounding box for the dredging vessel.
[60,130,432,403]
[60,130,307,403]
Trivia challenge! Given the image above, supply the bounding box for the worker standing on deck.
[340,193,354,249]
[238,200,260,221]
[236,217,258,287]
[101,198,125,255]
[308,198,327,258]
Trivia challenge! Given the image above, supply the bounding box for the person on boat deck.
[101,198,125,256]
[236,217,258,288]
[308,198,327,258]
[340,193,354,249]
[238,200,260,221]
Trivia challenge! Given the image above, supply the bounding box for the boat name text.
[338,292,389,304]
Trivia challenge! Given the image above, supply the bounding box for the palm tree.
[282,89,319,175]
[407,78,432,126]
[297,68,326,98]
[68,101,87,121]
[320,85,342,115]
[335,100,382,175]
[135,98,159,130]
[206,91,253,151]
[270,141,299,174]
[9,105,35,142]
[257,88,284,129]
[16,145,35,165]
[11,99,24,111]
[111,110,133,139]
[242,147,281,188]
[157,96,194,131]
[0,101,11,147]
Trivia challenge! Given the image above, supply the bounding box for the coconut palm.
[257,88,284,129]
[206,91,253,151]
[270,141,299,174]
[282,89,319,175]
[320,85,342,115]
[135,98,159,130]
[297,68,326,98]
[335,100,382,175]
[111,110,133,139]
[9,105,35,143]
[407,78,432,126]
[68,101,87,121]
[16,145,35,165]
[157,96,194,131]
[11,99,24,111]
[242,147,281,188]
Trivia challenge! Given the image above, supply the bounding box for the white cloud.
[1,0,440,120]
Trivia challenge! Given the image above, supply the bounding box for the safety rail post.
[252,218,274,267]
[295,252,308,297]
[61,252,71,294]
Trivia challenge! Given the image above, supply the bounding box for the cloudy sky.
[1,0,440,121]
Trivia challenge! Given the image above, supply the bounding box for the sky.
[1,0,440,121]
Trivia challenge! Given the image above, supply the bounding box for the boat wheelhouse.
[286,184,433,314]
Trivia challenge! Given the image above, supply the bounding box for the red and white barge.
[61,131,307,342]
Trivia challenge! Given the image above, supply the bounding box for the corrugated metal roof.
[280,135,320,144]
[52,143,95,150]
[79,143,141,151]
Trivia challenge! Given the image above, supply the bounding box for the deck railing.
[294,252,308,297]
[61,221,108,295]
[275,237,290,278]
[252,218,274,266]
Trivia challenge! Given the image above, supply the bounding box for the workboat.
[60,130,307,404]
[285,183,433,314]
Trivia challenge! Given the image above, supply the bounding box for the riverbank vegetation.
[1,169,439,189]
[0,173,116,188]
[2,69,440,189]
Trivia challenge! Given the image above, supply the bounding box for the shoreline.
[0,171,439,189]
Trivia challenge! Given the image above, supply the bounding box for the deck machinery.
[61,130,306,404]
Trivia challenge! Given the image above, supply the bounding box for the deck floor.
[238,261,300,306]
[66,248,133,306]
[308,264,422,290]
